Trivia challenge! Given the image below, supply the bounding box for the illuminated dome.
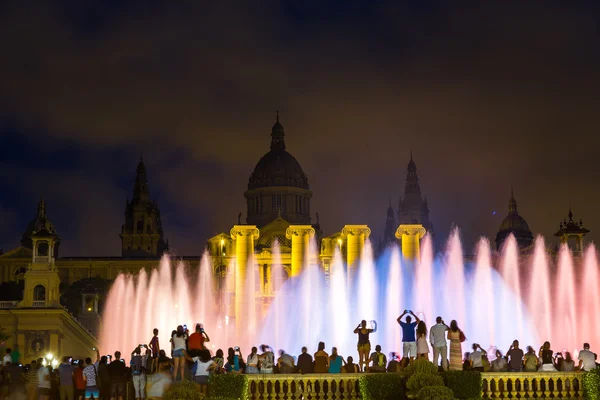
[244,112,312,227]
[248,116,309,190]
[495,190,533,250]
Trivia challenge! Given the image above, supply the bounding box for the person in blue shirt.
[397,310,420,362]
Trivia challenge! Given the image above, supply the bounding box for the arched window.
[37,241,49,256]
[34,285,46,301]
[136,220,144,233]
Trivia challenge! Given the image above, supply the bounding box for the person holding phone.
[188,324,211,353]
[354,320,375,372]
[397,310,420,362]
[171,326,188,382]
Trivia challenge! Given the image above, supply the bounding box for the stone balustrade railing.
[246,373,361,400]
[0,301,18,308]
[244,372,587,400]
[481,371,583,399]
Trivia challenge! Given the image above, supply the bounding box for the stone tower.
[398,152,434,233]
[120,157,168,257]
[20,198,61,308]
[244,112,312,227]
[554,208,589,256]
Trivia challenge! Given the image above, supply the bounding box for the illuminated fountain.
[100,226,600,361]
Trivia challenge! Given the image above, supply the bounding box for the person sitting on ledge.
[277,350,296,373]
[577,343,597,372]
[328,347,346,374]
[506,340,524,372]
[313,342,329,373]
[523,346,538,372]
[343,356,359,373]
[369,345,387,373]
[297,347,313,374]
[387,352,401,372]
[258,345,274,374]
[491,350,508,372]
[538,342,557,372]
[468,343,487,372]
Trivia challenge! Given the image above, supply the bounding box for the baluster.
[289,378,295,400]
[316,377,322,400]
[542,377,549,398]
[481,377,489,399]
[557,376,565,398]
[491,378,499,399]
[520,377,528,398]
[569,375,578,398]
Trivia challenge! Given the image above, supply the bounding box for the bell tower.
[20,198,61,308]
[120,156,168,257]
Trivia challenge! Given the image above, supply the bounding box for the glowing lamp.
[337,239,342,246]
[220,239,225,246]
[87,307,92,311]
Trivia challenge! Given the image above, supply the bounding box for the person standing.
[171,326,188,382]
[82,357,99,400]
[25,359,40,400]
[149,328,160,374]
[397,310,420,361]
[58,357,74,400]
[37,358,51,400]
[416,321,430,360]
[447,320,464,371]
[73,361,86,400]
[430,317,449,370]
[108,352,127,400]
[131,346,149,400]
[2,349,11,366]
[11,345,21,366]
[578,343,597,371]
[297,347,313,374]
[188,324,210,352]
[353,320,375,372]
[97,356,110,400]
[506,340,524,372]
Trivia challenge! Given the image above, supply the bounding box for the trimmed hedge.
[442,370,482,400]
[359,373,406,400]
[406,372,444,393]
[164,380,204,400]
[403,359,438,376]
[416,385,454,400]
[583,367,600,400]
[209,373,248,400]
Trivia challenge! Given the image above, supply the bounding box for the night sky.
[1,1,599,257]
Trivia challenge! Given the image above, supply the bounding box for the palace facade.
[0,114,590,357]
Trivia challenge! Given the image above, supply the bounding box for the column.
[229,225,259,336]
[342,225,371,278]
[286,225,316,277]
[396,224,426,261]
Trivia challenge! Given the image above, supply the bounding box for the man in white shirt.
[429,316,449,370]
[2,348,12,366]
[468,343,487,371]
[37,361,52,400]
[578,343,597,371]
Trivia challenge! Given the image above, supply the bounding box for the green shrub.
[403,359,438,376]
[583,367,600,400]
[416,385,455,400]
[442,370,482,400]
[406,372,444,393]
[164,380,203,400]
[208,374,248,400]
[204,397,239,400]
[359,373,406,400]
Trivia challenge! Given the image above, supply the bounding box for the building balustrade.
[32,300,46,307]
[0,301,18,309]
[242,372,586,400]
[481,371,583,399]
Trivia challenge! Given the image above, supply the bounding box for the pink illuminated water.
[100,231,599,361]
[528,237,552,345]
[499,236,523,341]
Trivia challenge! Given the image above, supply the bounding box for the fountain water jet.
[528,236,552,344]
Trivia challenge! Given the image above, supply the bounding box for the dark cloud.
[0,1,598,255]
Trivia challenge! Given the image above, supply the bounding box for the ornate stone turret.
[120,157,168,257]
[554,208,590,256]
[398,152,434,234]
[245,112,312,227]
[495,188,533,251]
[20,198,61,308]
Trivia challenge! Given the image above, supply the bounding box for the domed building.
[244,111,312,227]
[495,189,534,251]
